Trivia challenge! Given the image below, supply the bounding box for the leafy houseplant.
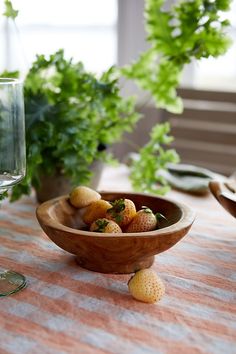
[9,50,140,201]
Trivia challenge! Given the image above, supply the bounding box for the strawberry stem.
[107,198,125,222]
[141,206,153,213]
[155,212,167,222]
[94,219,109,232]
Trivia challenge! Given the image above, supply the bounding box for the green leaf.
[0,190,8,201]
[130,122,180,195]
[0,70,19,78]
[93,219,109,232]
[155,212,167,221]
[3,0,18,19]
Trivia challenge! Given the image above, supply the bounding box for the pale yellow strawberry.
[128,269,165,304]
[69,186,101,208]
[126,207,157,233]
[82,199,111,225]
[90,218,122,233]
[106,198,136,228]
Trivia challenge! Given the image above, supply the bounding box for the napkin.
[159,163,225,194]
[123,153,225,195]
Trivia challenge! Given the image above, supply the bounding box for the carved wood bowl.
[36,192,195,274]
[209,180,236,218]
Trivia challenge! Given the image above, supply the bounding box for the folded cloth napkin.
[159,163,225,194]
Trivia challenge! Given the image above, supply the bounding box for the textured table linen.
[0,165,235,354]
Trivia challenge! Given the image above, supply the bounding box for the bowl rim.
[36,191,195,238]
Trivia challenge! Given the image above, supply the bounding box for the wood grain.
[36,192,195,274]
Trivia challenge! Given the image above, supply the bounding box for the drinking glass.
[0,78,27,296]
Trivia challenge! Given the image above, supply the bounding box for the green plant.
[130,123,179,195]
[3,0,18,19]
[123,0,232,193]
[123,0,232,114]
[9,50,140,201]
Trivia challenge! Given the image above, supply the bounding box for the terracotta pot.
[36,160,104,203]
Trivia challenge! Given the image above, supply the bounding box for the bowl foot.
[76,255,155,274]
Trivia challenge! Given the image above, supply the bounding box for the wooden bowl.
[36,192,195,274]
[209,180,236,218]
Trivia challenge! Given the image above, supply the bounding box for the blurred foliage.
[122,0,232,114]
[130,123,180,195]
[125,0,232,194]
[3,0,18,19]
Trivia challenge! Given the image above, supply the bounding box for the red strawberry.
[106,198,136,228]
[126,206,158,233]
[90,218,122,233]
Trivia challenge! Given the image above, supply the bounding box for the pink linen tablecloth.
[0,165,235,354]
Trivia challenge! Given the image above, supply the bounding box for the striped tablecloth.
[0,165,235,354]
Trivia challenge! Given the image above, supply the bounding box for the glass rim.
[0,78,23,85]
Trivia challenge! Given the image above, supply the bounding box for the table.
[0,165,235,354]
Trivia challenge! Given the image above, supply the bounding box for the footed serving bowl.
[36,192,195,274]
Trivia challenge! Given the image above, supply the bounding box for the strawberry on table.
[82,199,112,225]
[106,198,136,228]
[128,269,165,304]
[90,218,122,233]
[126,206,158,233]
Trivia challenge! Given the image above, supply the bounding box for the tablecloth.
[0,165,235,354]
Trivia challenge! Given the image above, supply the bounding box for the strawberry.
[128,269,165,304]
[69,186,101,208]
[82,199,112,225]
[90,218,122,233]
[126,206,158,233]
[106,198,136,228]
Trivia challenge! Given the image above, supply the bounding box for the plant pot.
[35,160,104,203]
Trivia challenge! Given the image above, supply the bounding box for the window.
[1,0,117,74]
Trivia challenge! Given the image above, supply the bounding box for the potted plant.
[9,50,140,202]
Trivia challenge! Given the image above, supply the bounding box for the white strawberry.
[90,218,122,233]
[69,186,101,208]
[128,269,165,304]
